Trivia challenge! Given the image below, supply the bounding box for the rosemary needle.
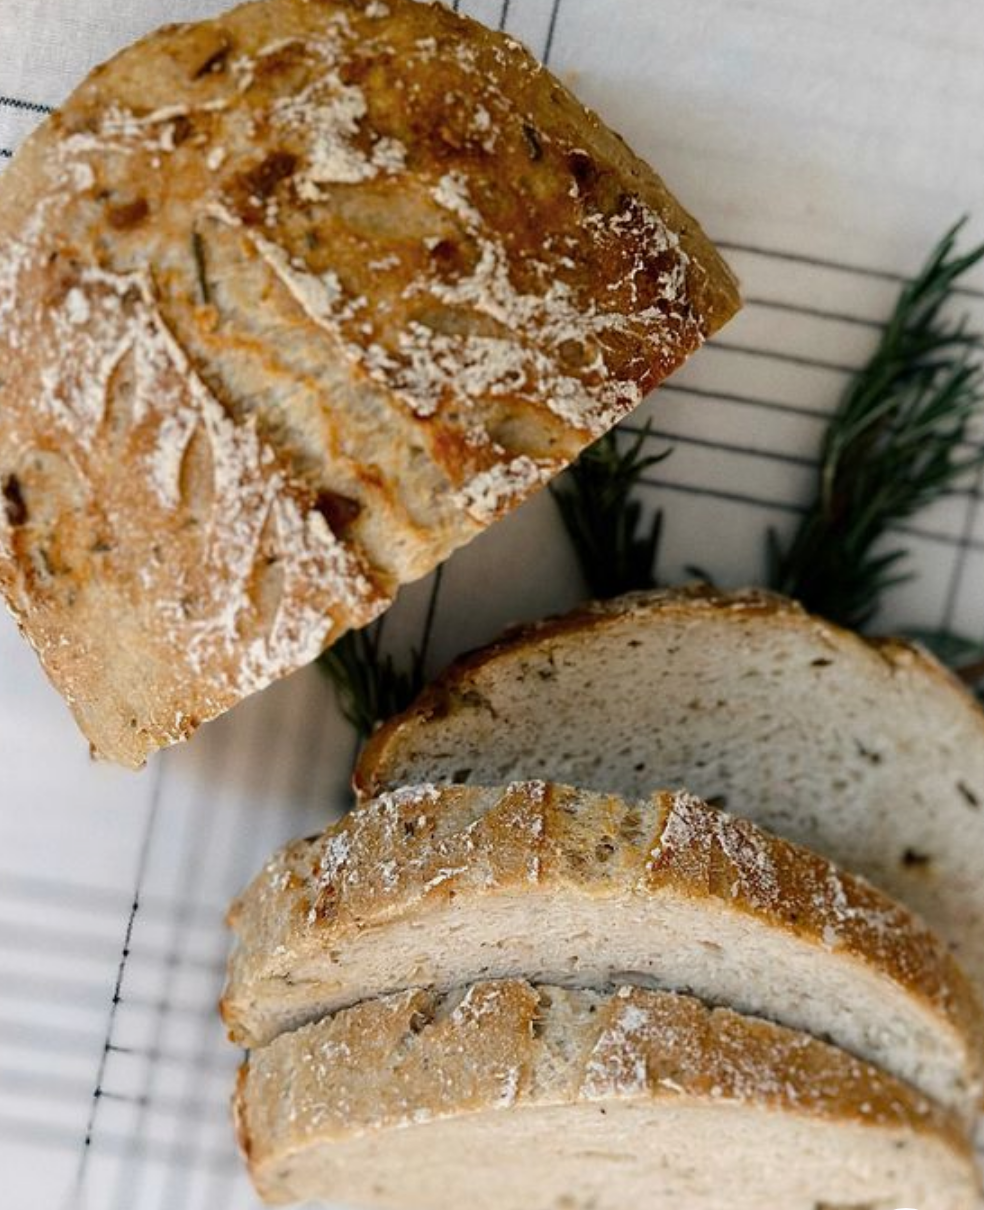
[320,566,444,739]
[550,422,671,599]
[769,220,984,631]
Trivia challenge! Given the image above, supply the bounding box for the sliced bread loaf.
[236,979,981,1209]
[223,781,984,1120]
[356,586,984,999]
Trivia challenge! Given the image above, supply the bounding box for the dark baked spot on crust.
[233,1066,253,1159]
[902,848,932,870]
[2,474,28,527]
[106,197,150,229]
[192,36,232,79]
[254,40,310,83]
[339,53,374,88]
[170,114,194,145]
[427,237,479,281]
[567,149,599,190]
[314,489,362,536]
[407,1007,433,1034]
[229,151,299,224]
[521,122,543,161]
[428,238,458,266]
[240,151,298,199]
[632,251,685,311]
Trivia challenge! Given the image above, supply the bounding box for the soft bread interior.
[357,594,984,993]
[255,1099,974,1210]
[232,884,974,1117]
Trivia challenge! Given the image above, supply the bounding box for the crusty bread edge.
[221,782,984,1108]
[234,980,978,1204]
[477,29,741,336]
[5,0,738,337]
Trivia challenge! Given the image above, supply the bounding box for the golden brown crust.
[222,781,984,1108]
[646,791,984,1063]
[0,3,739,766]
[232,1062,253,1163]
[236,979,975,1198]
[240,980,541,1180]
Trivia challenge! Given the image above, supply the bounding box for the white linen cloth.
[1,1,983,1206]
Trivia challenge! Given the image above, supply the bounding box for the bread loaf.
[223,781,984,1119]
[0,0,739,766]
[236,979,981,1209]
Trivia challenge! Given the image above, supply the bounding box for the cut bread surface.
[356,586,984,1002]
[223,781,984,1120]
[0,1,738,766]
[236,980,980,1209]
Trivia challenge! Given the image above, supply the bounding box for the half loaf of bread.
[0,0,739,766]
[235,979,981,1209]
[223,781,984,1120]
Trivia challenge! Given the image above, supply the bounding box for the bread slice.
[357,586,984,1001]
[222,781,984,1120]
[235,979,981,1209]
[0,0,739,767]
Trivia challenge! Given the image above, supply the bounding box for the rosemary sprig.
[319,625,422,738]
[550,422,671,598]
[319,567,443,738]
[769,221,984,630]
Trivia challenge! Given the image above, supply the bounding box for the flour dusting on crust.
[0,0,738,763]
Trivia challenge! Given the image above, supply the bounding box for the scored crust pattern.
[0,0,739,764]
[236,979,973,1196]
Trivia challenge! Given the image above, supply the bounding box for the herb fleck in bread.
[223,781,984,1120]
[236,979,981,1209]
[356,585,984,1002]
[0,0,739,767]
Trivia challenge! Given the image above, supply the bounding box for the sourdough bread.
[223,781,984,1120]
[356,586,984,999]
[0,1,739,767]
[236,979,981,1209]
